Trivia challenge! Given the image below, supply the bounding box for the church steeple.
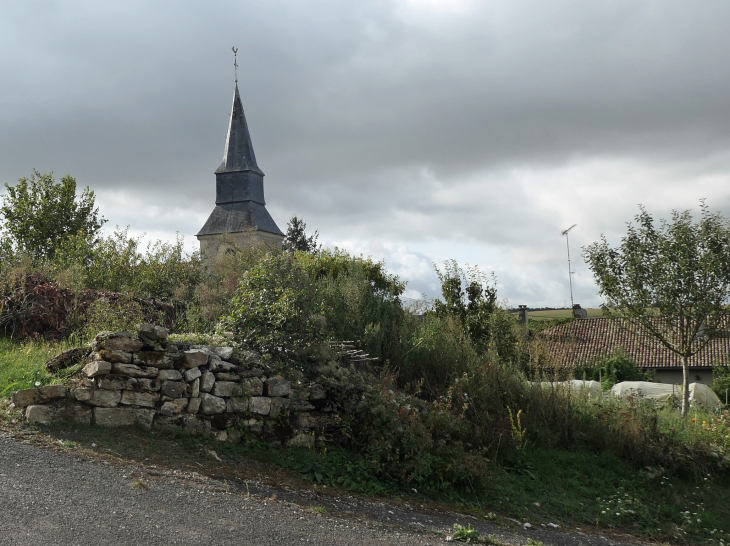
[196,49,284,252]
[215,82,264,176]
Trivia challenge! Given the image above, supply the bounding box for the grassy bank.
[0,338,76,398]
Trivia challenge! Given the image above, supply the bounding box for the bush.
[573,348,653,389]
[223,248,404,362]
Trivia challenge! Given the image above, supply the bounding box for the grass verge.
[0,338,78,397]
[2,406,728,546]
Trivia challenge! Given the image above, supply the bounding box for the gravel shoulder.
[0,429,651,546]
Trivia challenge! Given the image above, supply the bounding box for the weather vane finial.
[232,46,239,83]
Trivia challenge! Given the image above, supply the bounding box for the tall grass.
[0,337,76,397]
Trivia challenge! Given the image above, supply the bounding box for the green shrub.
[223,248,404,361]
[712,362,730,404]
[573,348,653,389]
[78,295,164,343]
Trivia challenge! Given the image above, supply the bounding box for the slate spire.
[196,56,284,246]
[216,83,264,176]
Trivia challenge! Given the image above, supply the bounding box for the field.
[520,308,604,320]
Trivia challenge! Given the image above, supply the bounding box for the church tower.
[196,56,284,254]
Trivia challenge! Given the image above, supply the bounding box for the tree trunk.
[681,355,690,417]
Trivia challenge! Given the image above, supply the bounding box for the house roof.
[537,317,730,369]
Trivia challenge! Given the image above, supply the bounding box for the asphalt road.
[0,432,641,546]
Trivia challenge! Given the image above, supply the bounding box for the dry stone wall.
[11,325,332,448]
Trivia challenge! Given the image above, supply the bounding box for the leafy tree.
[284,215,319,253]
[0,170,105,260]
[432,261,514,355]
[583,203,730,416]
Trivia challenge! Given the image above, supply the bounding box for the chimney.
[518,305,529,326]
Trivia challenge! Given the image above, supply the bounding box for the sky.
[2,0,730,307]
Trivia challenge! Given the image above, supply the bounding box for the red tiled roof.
[537,317,730,369]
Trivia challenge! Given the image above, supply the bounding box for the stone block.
[136,379,161,392]
[226,397,249,413]
[26,405,56,425]
[227,429,243,444]
[133,351,173,369]
[11,385,67,408]
[72,388,93,402]
[288,432,315,449]
[269,396,291,418]
[213,347,234,360]
[55,404,92,425]
[97,350,132,364]
[182,415,211,436]
[295,412,318,429]
[157,369,183,381]
[209,359,236,372]
[309,383,327,400]
[250,423,263,434]
[183,350,208,369]
[153,415,183,431]
[87,390,122,408]
[265,377,291,398]
[249,396,271,415]
[290,388,315,411]
[242,377,264,396]
[183,367,201,382]
[93,407,154,429]
[137,323,168,341]
[99,377,138,390]
[240,367,265,378]
[190,378,200,398]
[200,393,226,415]
[187,397,201,414]
[214,372,239,381]
[212,381,242,398]
[95,332,144,353]
[213,430,228,442]
[160,381,187,398]
[160,398,188,416]
[120,390,160,408]
[112,363,158,378]
[82,361,112,378]
[200,371,215,393]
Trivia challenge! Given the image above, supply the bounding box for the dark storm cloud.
[2,0,730,305]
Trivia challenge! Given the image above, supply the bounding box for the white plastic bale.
[610,381,721,410]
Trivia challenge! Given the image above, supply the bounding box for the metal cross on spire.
[232,46,239,83]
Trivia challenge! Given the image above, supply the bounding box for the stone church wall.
[198,231,284,257]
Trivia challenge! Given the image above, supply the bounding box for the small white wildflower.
[34,381,41,387]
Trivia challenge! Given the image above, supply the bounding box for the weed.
[311,506,326,515]
[131,478,150,490]
[525,540,543,546]
[452,523,480,542]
